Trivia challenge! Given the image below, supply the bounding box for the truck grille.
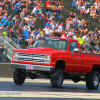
[13,53,50,64]
[17,53,46,62]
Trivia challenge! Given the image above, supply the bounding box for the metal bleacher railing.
[0,36,22,61]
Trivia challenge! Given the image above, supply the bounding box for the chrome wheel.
[86,71,99,89]
[50,69,64,88]
[94,75,99,87]
[57,73,62,85]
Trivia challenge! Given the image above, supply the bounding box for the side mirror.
[73,48,80,52]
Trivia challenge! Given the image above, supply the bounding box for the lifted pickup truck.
[11,37,100,89]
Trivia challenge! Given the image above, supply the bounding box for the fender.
[52,58,66,69]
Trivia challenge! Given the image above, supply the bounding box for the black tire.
[13,69,26,85]
[86,71,99,89]
[50,69,64,88]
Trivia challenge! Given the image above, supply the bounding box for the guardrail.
[0,36,22,61]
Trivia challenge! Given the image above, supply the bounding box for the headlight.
[45,55,51,60]
[13,52,18,60]
[45,55,51,64]
[13,52,18,57]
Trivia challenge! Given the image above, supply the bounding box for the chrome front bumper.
[10,63,53,72]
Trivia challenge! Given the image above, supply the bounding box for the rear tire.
[13,69,26,85]
[86,71,99,89]
[50,69,64,88]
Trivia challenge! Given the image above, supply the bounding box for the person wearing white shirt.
[73,35,78,40]
[49,27,54,35]
[29,31,36,47]
[43,26,50,36]
[56,22,59,29]
[82,34,88,41]
[61,33,67,38]
[80,4,86,14]
[25,15,31,22]
[31,31,36,39]
[31,6,37,16]
[66,21,71,31]
[86,8,90,14]
[58,23,63,33]
[36,33,41,40]
[67,31,72,37]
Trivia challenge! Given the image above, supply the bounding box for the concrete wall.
[0,63,14,77]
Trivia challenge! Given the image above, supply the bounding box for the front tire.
[13,69,26,85]
[86,71,99,89]
[50,69,64,88]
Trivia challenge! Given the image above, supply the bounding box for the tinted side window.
[69,41,78,51]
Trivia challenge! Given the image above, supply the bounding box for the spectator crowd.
[72,0,100,18]
[0,0,100,55]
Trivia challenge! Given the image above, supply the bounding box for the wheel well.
[55,60,65,71]
[92,64,100,73]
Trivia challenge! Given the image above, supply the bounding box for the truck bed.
[80,53,100,73]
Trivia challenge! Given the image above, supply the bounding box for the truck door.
[66,41,82,72]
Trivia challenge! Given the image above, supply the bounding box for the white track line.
[0,91,100,99]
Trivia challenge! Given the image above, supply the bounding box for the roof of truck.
[39,37,78,42]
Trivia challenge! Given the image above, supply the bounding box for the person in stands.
[0,43,6,62]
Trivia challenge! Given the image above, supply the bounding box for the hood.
[13,47,66,55]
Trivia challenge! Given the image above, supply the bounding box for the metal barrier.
[0,36,22,61]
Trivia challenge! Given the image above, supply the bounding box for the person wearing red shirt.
[46,0,51,7]
[46,0,53,16]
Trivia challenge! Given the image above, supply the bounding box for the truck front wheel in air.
[50,69,64,88]
[86,71,99,89]
[13,69,26,85]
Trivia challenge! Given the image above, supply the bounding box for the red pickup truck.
[11,37,100,89]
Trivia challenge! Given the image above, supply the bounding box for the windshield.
[33,38,69,51]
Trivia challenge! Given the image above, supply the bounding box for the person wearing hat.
[1,17,7,27]
[2,13,8,20]
[45,20,51,28]
[43,26,50,36]
[25,15,31,23]
[90,6,99,18]
[78,35,84,45]
[93,28,98,36]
